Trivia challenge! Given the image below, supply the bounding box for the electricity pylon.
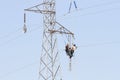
[24,0,74,80]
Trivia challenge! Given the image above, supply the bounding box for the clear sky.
[0,0,120,80]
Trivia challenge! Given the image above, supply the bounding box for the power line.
[0,61,39,79]
[79,41,120,48]
[1,0,120,79]
[0,34,23,47]
[79,7,120,16]
[0,27,21,40]
[63,0,120,16]
[0,26,41,47]
[0,24,41,40]
[1,0,120,41]
[0,40,120,79]
[1,1,120,42]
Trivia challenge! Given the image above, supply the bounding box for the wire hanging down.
[69,58,72,71]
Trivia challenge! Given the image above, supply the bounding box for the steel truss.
[24,0,74,80]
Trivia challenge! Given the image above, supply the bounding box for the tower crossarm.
[48,22,74,37]
[24,2,55,14]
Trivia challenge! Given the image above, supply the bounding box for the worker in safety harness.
[65,44,77,59]
[65,44,71,56]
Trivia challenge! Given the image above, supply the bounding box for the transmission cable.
[1,0,120,42]
[0,25,41,47]
[0,61,39,79]
[0,40,120,79]
[63,0,120,16]
[0,27,21,40]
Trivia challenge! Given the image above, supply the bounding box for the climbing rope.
[69,58,72,71]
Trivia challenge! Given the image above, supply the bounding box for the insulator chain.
[23,12,27,33]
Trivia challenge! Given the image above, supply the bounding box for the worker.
[65,43,71,56]
[71,44,77,54]
[70,44,77,59]
[65,43,77,59]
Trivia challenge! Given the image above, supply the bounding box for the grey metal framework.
[24,0,74,80]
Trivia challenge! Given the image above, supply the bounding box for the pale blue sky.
[0,0,120,80]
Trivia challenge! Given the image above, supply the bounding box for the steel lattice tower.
[24,0,74,80]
